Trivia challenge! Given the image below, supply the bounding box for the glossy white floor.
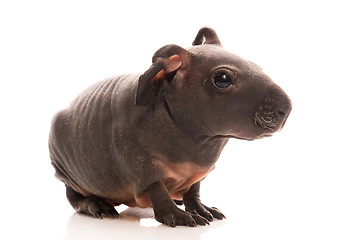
[1,1,360,239]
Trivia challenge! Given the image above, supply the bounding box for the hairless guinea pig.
[49,27,292,227]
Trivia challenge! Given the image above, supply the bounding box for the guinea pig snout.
[254,95,292,131]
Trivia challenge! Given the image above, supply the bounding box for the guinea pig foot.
[66,187,119,219]
[155,206,209,227]
[184,200,226,221]
[202,205,226,220]
[82,197,120,219]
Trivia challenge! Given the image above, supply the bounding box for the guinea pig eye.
[213,72,233,88]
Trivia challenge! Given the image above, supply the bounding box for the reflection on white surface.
[65,207,225,240]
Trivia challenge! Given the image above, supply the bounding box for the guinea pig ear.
[192,27,222,46]
[135,44,190,106]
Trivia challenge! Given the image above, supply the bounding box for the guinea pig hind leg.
[65,186,119,219]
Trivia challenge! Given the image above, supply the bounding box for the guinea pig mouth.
[254,111,278,131]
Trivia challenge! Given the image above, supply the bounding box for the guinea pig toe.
[100,208,120,219]
[155,208,209,227]
[85,198,119,219]
[202,205,226,220]
[190,213,210,226]
[185,206,213,222]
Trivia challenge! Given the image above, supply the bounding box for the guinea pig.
[49,27,292,227]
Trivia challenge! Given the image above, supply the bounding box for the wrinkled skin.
[49,27,292,227]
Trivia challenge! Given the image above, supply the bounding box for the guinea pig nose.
[277,99,292,119]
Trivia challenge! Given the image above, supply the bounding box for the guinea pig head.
[136,28,292,140]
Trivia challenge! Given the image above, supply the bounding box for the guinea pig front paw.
[184,200,226,221]
[201,205,226,220]
[154,206,209,227]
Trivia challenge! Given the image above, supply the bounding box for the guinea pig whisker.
[255,112,276,130]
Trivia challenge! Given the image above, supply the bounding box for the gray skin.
[49,28,292,227]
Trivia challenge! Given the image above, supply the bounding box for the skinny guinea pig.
[49,27,292,227]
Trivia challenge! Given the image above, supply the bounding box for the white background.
[1,0,360,239]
